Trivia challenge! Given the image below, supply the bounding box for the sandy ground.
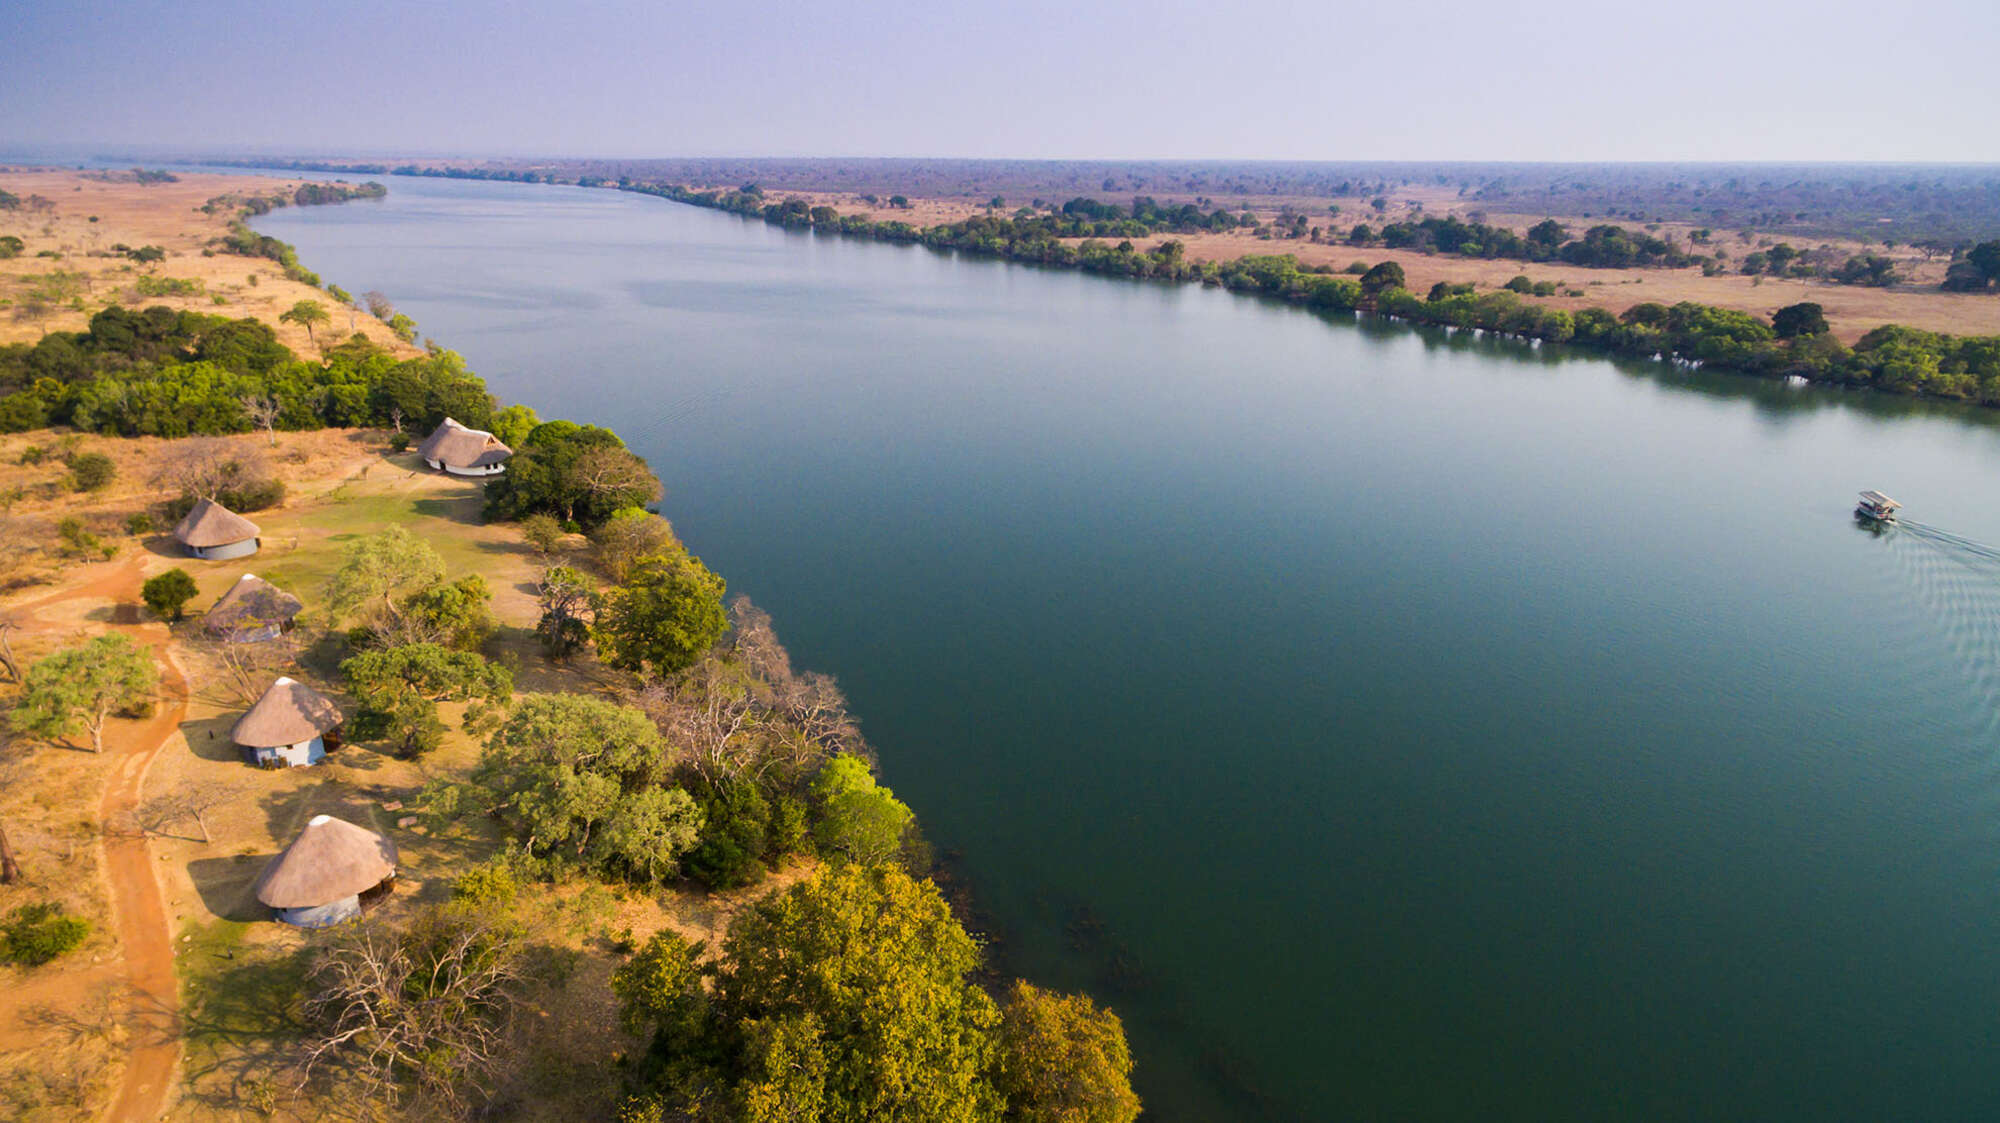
[0,168,421,356]
[752,186,2000,344]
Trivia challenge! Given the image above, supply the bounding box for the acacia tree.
[279,299,330,347]
[10,634,158,752]
[594,549,728,678]
[238,392,282,445]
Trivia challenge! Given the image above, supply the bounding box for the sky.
[5,0,1998,163]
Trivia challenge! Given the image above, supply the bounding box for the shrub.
[1,902,91,966]
[56,517,111,559]
[66,451,116,492]
[1504,274,1534,294]
[452,863,520,907]
[389,432,410,452]
[18,444,47,466]
[141,567,199,621]
[125,512,155,535]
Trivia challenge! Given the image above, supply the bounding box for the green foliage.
[992,982,1140,1123]
[520,512,566,556]
[10,633,158,752]
[810,755,914,866]
[535,565,596,659]
[590,507,678,582]
[0,903,91,967]
[322,526,446,628]
[1773,302,1831,339]
[489,403,539,448]
[1833,254,1899,287]
[341,643,512,757]
[594,549,728,678]
[1359,261,1405,298]
[399,574,495,651]
[125,511,154,535]
[134,274,202,297]
[65,450,115,492]
[683,779,775,890]
[713,865,1003,1122]
[141,567,199,621]
[451,863,520,908]
[55,516,114,560]
[483,421,663,529]
[452,693,699,882]
[0,234,23,259]
[278,300,331,345]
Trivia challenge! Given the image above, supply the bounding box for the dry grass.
[0,168,422,356]
[754,185,2000,344]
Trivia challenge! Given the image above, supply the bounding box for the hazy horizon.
[8,0,1998,163]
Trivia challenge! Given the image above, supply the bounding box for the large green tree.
[323,526,446,631]
[443,693,698,881]
[991,982,1141,1123]
[483,421,663,529]
[594,549,728,678]
[10,633,158,752]
[278,299,331,347]
[810,754,913,866]
[141,568,199,621]
[341,643,512,757]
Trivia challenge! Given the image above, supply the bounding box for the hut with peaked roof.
[204,573,303,642]
[234,676,343,768]
[173,498,261,560]
[417,417,512,476]
[254,814,397,927]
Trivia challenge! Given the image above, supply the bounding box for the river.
[254,174,2000,1120]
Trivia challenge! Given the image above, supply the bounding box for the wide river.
[256,175,2000,1120]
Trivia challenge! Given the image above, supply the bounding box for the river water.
[255,175,2000,1120]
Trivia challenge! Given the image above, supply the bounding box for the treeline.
[634,184,2000,406]
[0,305,495,435]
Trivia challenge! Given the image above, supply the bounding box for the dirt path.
[5,555,189,1121]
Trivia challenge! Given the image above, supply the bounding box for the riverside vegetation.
[0,307,1142,1120]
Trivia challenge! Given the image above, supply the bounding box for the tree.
[323,527,446,631]
[535,565,596,659]
[442,693,696,880]
[10,634,158,752]
[991,982,1140,1123]
[594,549,728,678]
[1773,302,1830,340]
[384,574,494,651]
[138,779,234,843]
[341,644,512,757]
[520,513,566,558]
[141,568,199,621]
[810,755,913,866]
[278,299,331,346]
[1359,261,1406,299]
[590,507,678,582]
[66,451,115,492]
[298,901,524,1112]
[1967,240,2000,284]
[485,422,663,529]
[362,290,396,320]
[239,392,282,445]
[711,865,1003,1122]
[488,403,539,448]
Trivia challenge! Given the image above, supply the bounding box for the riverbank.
[0,168,416,356]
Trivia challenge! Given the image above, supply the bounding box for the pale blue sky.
[6,0,1997,161]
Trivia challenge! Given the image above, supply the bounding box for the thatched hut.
[173,498,261,560]
[233,676,342,768]
[253,814,397,927]
[417,417,511,476]
[204,573,303,642]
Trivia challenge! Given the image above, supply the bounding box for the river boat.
[1856,490,1901,522]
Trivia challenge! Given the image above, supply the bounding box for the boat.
[1856,490,1901,522]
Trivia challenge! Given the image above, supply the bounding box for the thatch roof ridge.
[173,498,261,548]
[254,814,397,908]
[418,417,512,469]
[206,572,303,632]
[232,676,342,748]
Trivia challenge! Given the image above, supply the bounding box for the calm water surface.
[256,176,2000,1120]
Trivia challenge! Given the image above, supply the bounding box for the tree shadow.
[413,495,483,525]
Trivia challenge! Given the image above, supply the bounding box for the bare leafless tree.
[0,615,20,683]
[138,780,236,843]
[149,437,266,502]
[183,629,300,705]
[362,291,396,321]
[640,658,763,784]
[239,394,282,447]
[0,818,19,884]
[388,406,404,435]
[297,905,524,1114]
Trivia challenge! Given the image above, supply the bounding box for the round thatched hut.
[204,573,303,642]
[233,676,342,768]
[253,814,398,928]
[417,417,512,476]
[172,498,262,560]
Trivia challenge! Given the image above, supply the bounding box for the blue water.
[255,175,2000,1120]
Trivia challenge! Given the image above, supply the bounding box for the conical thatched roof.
[417,417,512,469]
[205,573,303,634]
[254,815,397,908]
[173,498,260,548]
[232,677,342,748]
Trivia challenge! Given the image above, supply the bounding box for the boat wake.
[1887,520,2000,737]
